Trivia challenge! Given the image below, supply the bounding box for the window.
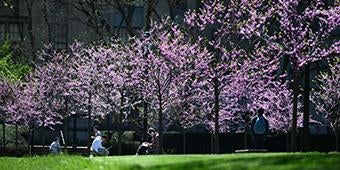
[113,28,129,42]
[133,0,144,7]
[103,5,144,41]
[170,0,187,22]
[131,7,144,27]
[103,9,124,27]
[0,23,4,41]
[8,23,21,41]
[54,23,68,50]
[103,7,145,28]
[0,23,23,42]
[170,0,186,8]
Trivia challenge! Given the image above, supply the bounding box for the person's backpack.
[253,116,266,134]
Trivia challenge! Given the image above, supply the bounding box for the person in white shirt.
[92,125,102,139]
[91,135,109,156]
[49,137,61,154]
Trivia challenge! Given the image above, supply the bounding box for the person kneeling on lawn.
[136,128,159,155]
[91,135,109,156]
[49,137,61,154]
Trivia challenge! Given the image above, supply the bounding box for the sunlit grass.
[1,152,339,170]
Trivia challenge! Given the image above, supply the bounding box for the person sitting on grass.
[251,108,269,149]
[136,128,159,155]
[91,135,109,156]
[49,137,61,154]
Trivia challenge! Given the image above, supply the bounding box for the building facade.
[0,0,199,51]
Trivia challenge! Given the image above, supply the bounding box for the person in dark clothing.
[49,137,61,154]
[136,128,159,155]
[251,108,269,149]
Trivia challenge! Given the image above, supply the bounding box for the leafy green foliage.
[0,40,31,81]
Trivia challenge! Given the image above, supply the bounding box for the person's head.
[148,128,156,136]
[101,135,107,142]
[93,125,99,132]
[258,108,264,116]
[54,137,60,143]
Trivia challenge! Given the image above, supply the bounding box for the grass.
[0,152,340,170]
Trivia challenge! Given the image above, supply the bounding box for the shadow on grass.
[136,153,340,170]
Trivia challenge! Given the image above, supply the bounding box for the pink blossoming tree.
[312,61,340,151]
[240,0,340,151]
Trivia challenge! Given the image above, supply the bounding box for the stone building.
[0,0,199,51]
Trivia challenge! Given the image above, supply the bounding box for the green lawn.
[1,153,339,170]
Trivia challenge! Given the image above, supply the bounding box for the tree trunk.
[110,111,115,141]
[64,98,69,152]
[182,127,186,154]
[64,118,68,152]
[117,119,122,155]
[335,127,339,152]
[73,113,77,152]
[117,93,124,155]
[158,94,163,154]
[302,64,310,152]
[30,127,34,156]
[211,132,214,153]
[42,0,53,44]
[213,77,220,154]
[142,0,150,139]
[15,124,18,155]
[291,71,299,152]
[42,122,45,152]
[107,112,110,137]
[144,0,152,31]
[143,100,148,141]
[244,128,248,149]
[28,128,31,155]
[286,132,290,152]
[87,93,92,155]
[2,122,5,153]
